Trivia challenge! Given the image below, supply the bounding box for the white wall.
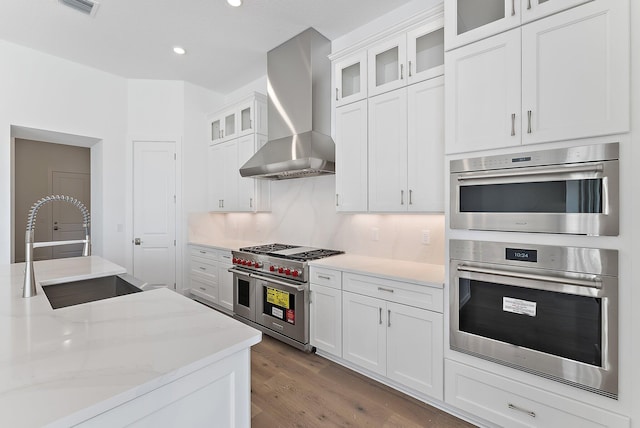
[0,40,127,265]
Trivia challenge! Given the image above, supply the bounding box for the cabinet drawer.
[343,273,443,313]
[310,267,342,289]
[191,263,218,285]
[218,251,233,267]
[190,278,218,303]
[190,246,218,261]
[445,360,629,428]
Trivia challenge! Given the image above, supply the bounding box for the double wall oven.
[449,142,621,398]
[229,244,342,351]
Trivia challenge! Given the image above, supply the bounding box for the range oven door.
[450,258,618,398]
[254,274,308,345]
[231,268,256,322]
[450,143,619,236]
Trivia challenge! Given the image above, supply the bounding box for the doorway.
[13,139,91,262]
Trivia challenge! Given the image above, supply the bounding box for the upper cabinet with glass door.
[208,92,267,144]
[367,15,444,97]
[334,51,368,107]
[445,0,592,50]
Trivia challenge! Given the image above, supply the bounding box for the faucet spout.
[23,195,91,298]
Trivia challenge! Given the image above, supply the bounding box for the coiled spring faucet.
[23,195,91,298]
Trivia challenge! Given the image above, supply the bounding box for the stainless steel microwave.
[450,143,619,235]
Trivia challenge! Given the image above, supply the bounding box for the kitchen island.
[0,256,261,428]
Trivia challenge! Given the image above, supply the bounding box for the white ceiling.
[0,0,413,94]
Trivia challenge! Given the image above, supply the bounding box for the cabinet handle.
[249,119,252,129]
[199,267,206,270]
[249,197,253,208]
[409,189,413,205]
[408,61,412,77]
[336,193,339,207]
[318,275,331,280]
[511,113,516,136]
[527,0,532,10]
[388,309,391,327]
[199,250,206,254]
[508,403,536,418]
[336,88,339,101]
[400,190,404,205]
[199,287,207,291]
[527,110,532,134]
[400,64,404,80]
[511,0,516,16]
[379,307,382,325]
[377,287,394,293]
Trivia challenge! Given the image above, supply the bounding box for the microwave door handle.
[457,163,604,182]
[457,265,602,289]
[249,273,306,292]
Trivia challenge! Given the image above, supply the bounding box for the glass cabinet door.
[367,35,407,97]
[224,111,236,140]
[445,0,519,50]
[334,50,367,107]
[240,105,253,133]
[211,118,222,142]
[407,19,444,85]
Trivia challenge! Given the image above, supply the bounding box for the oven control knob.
[278,267,284,274]
[292,270,299,277]
[232,257,237,264]
[285,268,291,275]
[254,261,262,268]
[241,260,248,266]
[269,265,275,272]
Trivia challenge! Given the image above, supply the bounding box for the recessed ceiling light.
[173,46,186,55]
[227,0,242,7]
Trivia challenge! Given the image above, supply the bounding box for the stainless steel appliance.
[450,142,619,235]
[229,244,343,351]
[450,240,618,398]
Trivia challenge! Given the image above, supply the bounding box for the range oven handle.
[228,268,252,278]
[456,163,604,182]
[249,273,306,292]
[457,265,602,289]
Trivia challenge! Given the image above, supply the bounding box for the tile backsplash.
[189,175,445,265]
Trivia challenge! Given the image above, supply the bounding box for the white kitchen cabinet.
[335,99,368,212]
[341,273,444,399]
[445,0,592,51]
[209,93,267,143]
[188,245,233,313]
[445,29,521,154]
[446,0,628,154]
[334,51,368,107]
[406,20,445,85]
[342,291,387,376]
[310,267,343,358]
[207,140,238,211]
[368,81,444,213]
[368,35,407,98]
[407,76,444,212]
[368,88,408,212]
[520,0,629,145]
[218,251,234,312]
[445,359,630,428]
[237,133,269,212]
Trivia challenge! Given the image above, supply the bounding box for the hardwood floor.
[251,335,476,428]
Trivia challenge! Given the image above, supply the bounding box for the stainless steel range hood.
[240,28,335,180]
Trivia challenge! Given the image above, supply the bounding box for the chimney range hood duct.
[240,28,336,180]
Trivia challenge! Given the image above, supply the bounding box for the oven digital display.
[506,248,537,262]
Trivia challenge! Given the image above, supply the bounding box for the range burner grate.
[239,243,299,254]
[287,249,344,261]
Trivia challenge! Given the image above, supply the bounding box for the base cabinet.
[188,245,233,313]
[310,281,343,358]
[445,359,630,428]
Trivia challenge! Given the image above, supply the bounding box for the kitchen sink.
[42,274,145,309]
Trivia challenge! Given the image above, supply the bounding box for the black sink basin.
[43,274,145,309]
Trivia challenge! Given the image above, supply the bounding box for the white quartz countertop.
[188,238,260,252]
[309,254,445,287]
[0,256,261,428]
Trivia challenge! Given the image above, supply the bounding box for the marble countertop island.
[0,256,261,427]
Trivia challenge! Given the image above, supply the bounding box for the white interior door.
[133,141,176,290]
[51,171,90,259]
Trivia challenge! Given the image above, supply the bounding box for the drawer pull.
[508,403,536,418]
[199,250,206,254]
[318,275,331,280]
[199,287,207,291]
[377,287,394,293]
[199,267,207,270]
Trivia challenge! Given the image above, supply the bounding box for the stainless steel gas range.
[229,243,343,351]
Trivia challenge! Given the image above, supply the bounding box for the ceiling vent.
[59,0,100,16]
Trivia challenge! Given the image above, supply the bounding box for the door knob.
[134,238,142,245]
